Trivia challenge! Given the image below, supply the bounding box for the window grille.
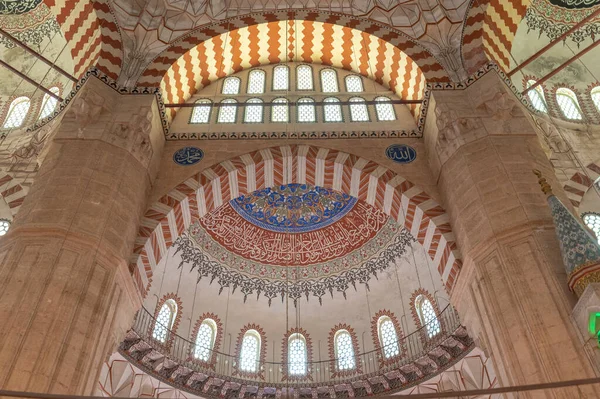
[323,97,342,122]
[349,97,369,121]
[194,319,216,361]
[152,300,177,343]
[583,212,600,245]
[3,97,31,128]
[273,65,289,91]
[217,99,237,123]
[374,97,396,121]
[556,88,583,120]
[345,75,363,92]
[39,87,60,119]
[378,316,400,358]
[247,70,266,94]
[297,98,316,122]
[288,334,307,375]
[244,98,263,123]
[239,330,260,372]
[526,80,547,113]
[190,99,212,123]
[297,65,313,90]
[222,77,241,95]
[334,330,356,371]
[416,295,441,338]
[271,98,289,122]
[321,69,339,93]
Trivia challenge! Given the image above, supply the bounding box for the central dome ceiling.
[176,184,413,304]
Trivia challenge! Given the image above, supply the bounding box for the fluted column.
[0,76,164,394]
[426,72,600,397]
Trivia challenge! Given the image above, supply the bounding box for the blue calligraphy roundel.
[385,144,417,164]
[173,146,204,166]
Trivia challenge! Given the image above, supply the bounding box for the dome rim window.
[0,218,10,236]
[526,80,548,114]
[287,333,308,376]
[344,75,364,93]
[247,69,266,95]
[151,297,179,345]
[323,97,343,123]
[243,98,264,123]
[271,97,289,123]
[297,97,316,123]
[193,318,217,362]
[217,98,238,123]
[556,87,583,120]
[582,212,600,245]
[3,96,31,129]
[238,329,262,374]
[377,315,400,359]
[591,86,600,114]
[189,98,212,124]
[374,96,396,121]
[414,292,441,339]
[272,65,290,91]
[38,87,60,120]
[333,329,356,372]
[320,68,339,93]
[296,65,314,91]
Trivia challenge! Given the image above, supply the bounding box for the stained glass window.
[222,77,241,94]
[244,98,263,123]
[556,88,583,120]
[349,97,369,122]
[375,97,396,121]
[3,96,30,128]
[323,97,342,122]
[416,295,440,338]
[190,99,212,123]
[583,212,600,245]
[378,316,400,359]
[247,70,266,94]
[217,99,237,123]
[345,75,363,92]
[152,299,177,343]
[239,330,260,372]
[334,330,356,371]
[273,65,289,91]
[288,334,307,376]
[320,69,338,93]
[297,98,316,122]
[271,98,289,122]
[0,219,10,236]
[194,319,216,361]
[297,65,313,90]
[526,80,547,113]
[592,87,600,113]
[39,87,60,119]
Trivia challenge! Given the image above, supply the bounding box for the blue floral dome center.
[230,184,357,233]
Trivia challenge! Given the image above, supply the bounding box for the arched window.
[39,87,60,119]
[334,330,356,371]
[0,219,10,236]
[556,88,583,120]
[415,294,441,338]
[152,299,177,343]
[244,98,263,123]
[378,316,400,359]
[273,65,289,91]
[591,87,600,112]
[323,97,342,122]
[288,333,308,376]
[296,65,313,90]
[297,98,316,122]
[349,97,369,122]
[239,329,261,373]
[271,98,289,122]
[3,96,31,128]
[526,80,547,113]
[320,69,339,93]
[190,99,212,124]
[583,212,600,244]
[222,77,241,95]
[345,75,363,92]
[217,99,237,123]
[374,97,396,121]
[247,70,266,94]
[194,318,217,361]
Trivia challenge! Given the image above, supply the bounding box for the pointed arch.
[189,312,223,369]
[233,323,267,380]
[371,309,405,367]
[149,293,183,350]
[281,327,314,381]
[131,145,462,298]
[328,323,361,378]
[410,288,442,340]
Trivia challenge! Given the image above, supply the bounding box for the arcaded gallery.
[4,0,600,397]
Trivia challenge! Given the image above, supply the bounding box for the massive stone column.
[0,77,164,394]
[425,72,600,397]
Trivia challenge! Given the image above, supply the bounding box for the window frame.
[526,80,548,113]
[38,87,60,120]
[149,294,182,350]
[246,69,267,95]
[243,98,264,123]
[189,313,222,369]
[412,291,442,340]
[270,97,289,123]
[591,87,600,114]
[287,333,308,377]
[233,324,266,379]
[377,316,400,359]
[344,75,364,93]
[556,87,583,120]
[328,324,361,378]
[222,76,241,95]
[583,211,600,245]
[272,65,290,91]
[189,98,213,124]
[349,96,370,122]
[3,96,31,129]
[323,96,344,123]
[217,98,238,123]
[296,97,317,123]
[334,329,356,371]
[296,65,314,91]
[374,96,397,121]
[320,68,339,93]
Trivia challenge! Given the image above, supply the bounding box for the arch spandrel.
[131,144,462,299]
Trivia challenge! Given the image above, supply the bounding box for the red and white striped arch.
[462,0,529,74]
[564,161,600,209]
[139,19,448,124]
[131,145,463,298]
[0,173,27,217]
[45,0,122,79]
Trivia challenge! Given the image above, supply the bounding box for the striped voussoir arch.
[564,162,600,208]
[461,0,529,75]
[45,0,122,79]
[130,145,463,298]
[0,174,27,217]
[138,17,450,124]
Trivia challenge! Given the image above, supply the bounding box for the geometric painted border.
[131,144,463,299]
